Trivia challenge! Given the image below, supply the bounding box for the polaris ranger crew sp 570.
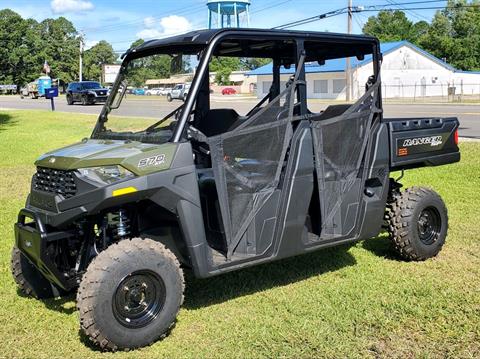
[12,29,460,351]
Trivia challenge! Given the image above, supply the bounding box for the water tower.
[207,0,250,29]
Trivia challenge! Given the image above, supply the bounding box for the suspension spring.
[109,209,131,239]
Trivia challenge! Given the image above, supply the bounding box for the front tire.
[386,187,448,261]
[11,247,66,299]
[166,94,172,102]
[66,95,73,105]
[81,95,89,105]
[77,238,184,351]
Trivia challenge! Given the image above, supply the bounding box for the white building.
[247,41,480,100]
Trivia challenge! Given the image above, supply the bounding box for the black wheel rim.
[113,270,166,328]
[417,206,441,245]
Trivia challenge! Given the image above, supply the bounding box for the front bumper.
[14,208,77,290]
[89,95,108,103]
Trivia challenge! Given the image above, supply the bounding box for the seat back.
[197,109,241,137]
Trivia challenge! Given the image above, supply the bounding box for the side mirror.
[356,54,365,61]
[171,55,183,74]
[109,80,127,110]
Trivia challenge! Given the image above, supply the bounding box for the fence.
[380,82,480,103]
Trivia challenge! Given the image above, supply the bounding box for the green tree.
[419,0,480,70]
[242,57,271,70]
[210,56,242,85]
[83,40,117,82]
[37,17,80,83]
[0,9,43,87]
[126,39,172,87]
[362,10,428,43]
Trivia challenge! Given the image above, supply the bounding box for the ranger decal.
[402,135,443,147]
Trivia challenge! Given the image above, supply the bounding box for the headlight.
[78,165,134,185]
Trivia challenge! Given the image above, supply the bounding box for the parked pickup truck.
[167,82,190,101]
[11,29,459,351]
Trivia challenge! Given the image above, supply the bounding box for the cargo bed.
[385,117,460,171]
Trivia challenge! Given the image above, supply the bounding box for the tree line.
[1,1,479,89]
[362,0,480,71]
[0,9,124,87]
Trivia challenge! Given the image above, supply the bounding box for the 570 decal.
[138,154,166,167]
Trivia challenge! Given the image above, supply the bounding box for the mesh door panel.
[311,84,379,237]
[207,88,294,254]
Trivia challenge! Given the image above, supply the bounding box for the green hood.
[35,139,177,175]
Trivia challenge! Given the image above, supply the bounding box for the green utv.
[12,29,460,350]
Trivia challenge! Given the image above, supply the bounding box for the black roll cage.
[92,29,381,141]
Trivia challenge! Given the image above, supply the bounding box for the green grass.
[1,109,479,358]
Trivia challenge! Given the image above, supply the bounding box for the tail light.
[454,129,459,145]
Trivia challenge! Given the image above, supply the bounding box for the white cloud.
[136,15,193,39]
[50,0,94,14]
[84,40,99,50]
[143,16,156,29]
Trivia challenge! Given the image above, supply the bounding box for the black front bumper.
[14,208,78,290]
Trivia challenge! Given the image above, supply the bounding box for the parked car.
[66,81,108,105]
[145,88,161,96]
[167,83,190,101]
[133,88,146,96]
[221,87,237,95]
[159,87,171,96]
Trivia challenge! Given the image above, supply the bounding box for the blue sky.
[4,0,446,52]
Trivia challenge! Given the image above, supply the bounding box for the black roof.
[127,28,379,61]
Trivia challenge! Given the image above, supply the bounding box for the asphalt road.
[1,95,479,138]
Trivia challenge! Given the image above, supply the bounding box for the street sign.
[103,64,121,84]
[45,87,58,111]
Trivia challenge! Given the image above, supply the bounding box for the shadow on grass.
[0,112,17,131]
[184,243,357,310]
[361,234,400,260]
[16,288,77,314]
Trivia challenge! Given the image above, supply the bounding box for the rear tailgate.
[386,117,460,171]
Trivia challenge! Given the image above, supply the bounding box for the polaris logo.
[138,154,166,167]
[403,136,443,147]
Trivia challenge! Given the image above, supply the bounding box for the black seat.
[311,104,351,121]
[197,109,243,137]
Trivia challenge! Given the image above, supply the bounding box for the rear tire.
[386,186,448,261]
[11,247,66,299]
[77,238,184,351]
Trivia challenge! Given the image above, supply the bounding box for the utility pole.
[79,31,84,82]
[345,0,352,101]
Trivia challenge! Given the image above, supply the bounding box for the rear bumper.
[14,208,77,290]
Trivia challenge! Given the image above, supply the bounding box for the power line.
[386,0,432,21]
[273,3,479,30]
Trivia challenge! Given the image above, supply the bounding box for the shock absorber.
[109,209,131,239]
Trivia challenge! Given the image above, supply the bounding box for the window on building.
[314,80,329,93]
[332,79,346,94]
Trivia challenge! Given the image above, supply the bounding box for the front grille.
[33,167,77,198]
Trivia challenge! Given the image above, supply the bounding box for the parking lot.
[1,95,479,138]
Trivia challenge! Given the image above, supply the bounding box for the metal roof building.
[247,41,480,100]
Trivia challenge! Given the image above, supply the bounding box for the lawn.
[0,109,479,358]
